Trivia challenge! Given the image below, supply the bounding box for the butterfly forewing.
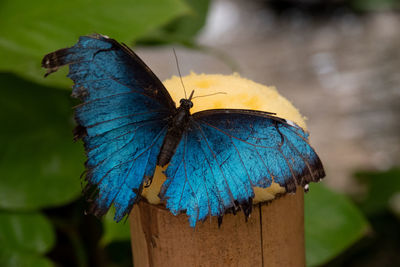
[42,34,175,220]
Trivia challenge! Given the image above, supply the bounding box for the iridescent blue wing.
[42,34,175,221]
[160,109,324,227]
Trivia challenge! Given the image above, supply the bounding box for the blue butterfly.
[42,34,325,227]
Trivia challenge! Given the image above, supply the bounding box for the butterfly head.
[179,90,195,110]
[179,98,193,110]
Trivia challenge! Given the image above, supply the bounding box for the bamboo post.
[129,189,305,267]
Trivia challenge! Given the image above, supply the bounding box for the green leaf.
[0,0,189,88]
[101,207,131,246]
[355,168,400,216]
[0,211,55,253]
[0,73,84,210]
[137,0,210,46]
[0,211,55,267]
[305,183,369,267]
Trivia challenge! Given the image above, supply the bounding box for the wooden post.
[130,190,305,267]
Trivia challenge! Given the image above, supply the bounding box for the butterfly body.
[158,95,194,167]
[42,34,325,227]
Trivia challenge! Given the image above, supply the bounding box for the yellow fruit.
[142,73,307,204]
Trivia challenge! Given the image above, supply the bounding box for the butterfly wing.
[160,109,324,227]
[42,34,175,221]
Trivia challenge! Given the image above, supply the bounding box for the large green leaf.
[305,183,369,267]
[0,0,189,88]
[137,0,210,46]
[0,211,55,253]
[0,73,84,210]
[0,211,55,267]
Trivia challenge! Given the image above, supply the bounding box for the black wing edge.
[193,109,283,125]
[41,33,176,110]
[192,108,326,192]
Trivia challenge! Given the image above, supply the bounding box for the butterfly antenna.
[192,92,227,99]
[173,48,187,99]
[188,90,195,101]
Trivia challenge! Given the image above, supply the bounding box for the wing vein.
[89,126,167,187]
[193,121,236,207]
[190,130,225,216]
[85,109,165,129]
[229,136,255,189]
[86,119,163,153]
[88,120,164,169]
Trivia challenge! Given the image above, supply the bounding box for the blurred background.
[1,0,399,266]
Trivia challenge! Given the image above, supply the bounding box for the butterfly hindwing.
[84,121,167,220]
[161,109,324,227]
[42,34,174,221]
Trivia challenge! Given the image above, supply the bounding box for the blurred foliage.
[305,184,369,267]
[0,0,391,266]
[101,208,131,246]
[0,0,189,88]
[44,199,106,267]
[137,0,210,46]
[0,74,83,210]
[354,168,400,216]
[0,211,55,267]
[350,0,400,11]
[322,168,400,266]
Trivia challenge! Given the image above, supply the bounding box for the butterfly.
[42,34,325,227]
